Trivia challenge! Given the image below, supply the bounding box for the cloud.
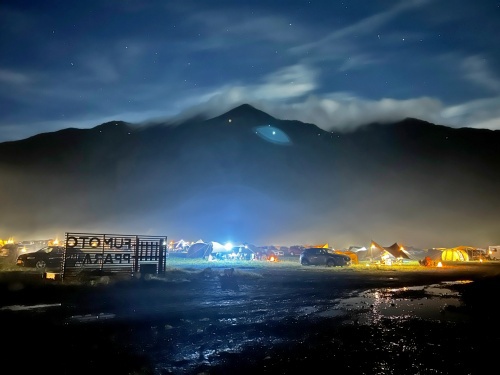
[160,62,500,133]
[0,68,31,85]
[441,96,500,130]
[258,96,444,131]
[157,62,445,132]
[166,64,318,122]
[292,0,435,57]
[461,55,500,93]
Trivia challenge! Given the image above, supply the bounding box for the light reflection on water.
[0,303,61,311]
[315,280,473,324]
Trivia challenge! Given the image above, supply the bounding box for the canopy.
[384,242,411,259]
[371,240,411,259]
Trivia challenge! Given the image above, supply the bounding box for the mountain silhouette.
[1,104,499,249]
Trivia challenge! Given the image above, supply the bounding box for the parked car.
[268,249,284,256]
[299,248,352,267]
[288,245,305,256]
[16,246,82,269]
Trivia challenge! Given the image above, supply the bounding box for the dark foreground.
[1,262,500,375]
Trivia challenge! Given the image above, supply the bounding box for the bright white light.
[224,242,233,250]
[254,125,291,145]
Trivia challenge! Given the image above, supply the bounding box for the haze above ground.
[1,0,500,142]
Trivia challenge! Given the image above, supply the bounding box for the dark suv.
[16,246,83,269]
[299,248,352,267]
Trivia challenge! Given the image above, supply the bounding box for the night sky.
[1,0,500,143]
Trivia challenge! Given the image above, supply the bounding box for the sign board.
[62,232,168,279]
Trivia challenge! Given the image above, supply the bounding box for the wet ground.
[1,262,500,374]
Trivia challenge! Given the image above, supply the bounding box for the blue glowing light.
[254,125,291,145]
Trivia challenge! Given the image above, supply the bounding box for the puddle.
[330,280,472,324]
[0,303,61,311]
[67,312,116,323]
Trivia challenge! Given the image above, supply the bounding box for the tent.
[441,247,469,261]
[383,242,411,259]
[456,246,485,260]
[312,243,329,248]
[334,250,359,264]
[368,240,387,260]
[370,240,411,260]
[186,242,213,258]
[186,242,258,260]
[425,248,444,261]
[348,246,367,252]
[426,247,470,262]
[171,239,190,251]
[347,246,369,260]
[186,241,233,259]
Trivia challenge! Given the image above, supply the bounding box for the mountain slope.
[0,104,499,248]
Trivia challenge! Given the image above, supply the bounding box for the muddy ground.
[1,262,500,375]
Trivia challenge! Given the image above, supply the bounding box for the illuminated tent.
[384,242,411,259]
[172,239,190,251]
[347,246,369,260]
[441,247,469,261]
[243,243,259,253]
[370,240,411,260]
[426,247,470,262]
[348,246,367,252]
[313,243,329,248]
[210,241,231,254]
[456,246,485,260]
[368,240,388,259]
[186,242,212,258]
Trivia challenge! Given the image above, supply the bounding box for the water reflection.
[334,280,472,324]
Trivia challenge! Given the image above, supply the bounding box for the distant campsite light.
[228,118,232,123]
[224,242,233,251]
[381,253,392,265]
[437,262,443,267]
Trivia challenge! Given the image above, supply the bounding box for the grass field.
[2,254,482,279]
